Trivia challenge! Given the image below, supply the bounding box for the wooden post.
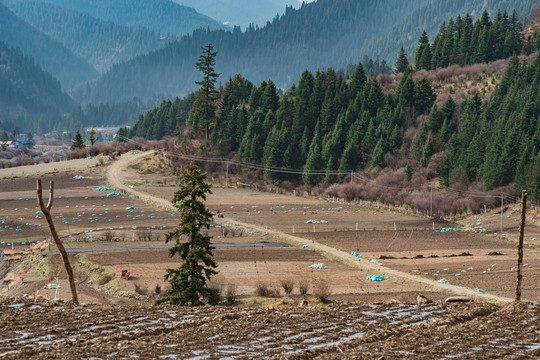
[37,179,78,304]
[515,190,527,302]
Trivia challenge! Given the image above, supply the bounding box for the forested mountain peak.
[0,41,76,134]
[0,3,98,89]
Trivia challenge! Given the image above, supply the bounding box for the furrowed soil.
[1,298,540,359]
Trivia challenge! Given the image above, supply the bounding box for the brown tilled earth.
[1,297,539,359]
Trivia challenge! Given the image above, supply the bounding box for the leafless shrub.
[314,281,331,303]
[338,183,363,201]
[280,279,294,295]
[42,156,51,164]
[226,285,237,305]
[137,229,152,241]
[101,230,115,242]
[256,282,272,297]
[67,148,87,160]
[134,283,147,295]
[155,284,162,295]
[17,154,35,166]
[223,227,229,237]
[0,159,11,169]
[298,279,309,296]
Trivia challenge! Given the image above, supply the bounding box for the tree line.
[413,9,538,72]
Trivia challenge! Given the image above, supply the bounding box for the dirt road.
[107,151,514,303]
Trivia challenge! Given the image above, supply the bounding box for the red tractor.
[120,269,130,280]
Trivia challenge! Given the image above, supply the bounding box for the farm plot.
[301,229,540,301]
[139,185,449,232]
[1,298,539,359]
[78,242,440,302]
[0,172,181,246]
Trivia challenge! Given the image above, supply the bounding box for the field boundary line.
[107,151,514,303]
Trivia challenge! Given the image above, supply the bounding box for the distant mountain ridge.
[36,0,230,36]
[78,0,537,105]
[173,0,300,29]
[74,0,426,104]
[3,0,172,73]
[0,3,98,89]
[0,41,75,134]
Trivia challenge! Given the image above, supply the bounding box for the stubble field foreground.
[1,151,540,358]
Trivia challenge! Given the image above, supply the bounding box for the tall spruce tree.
[71,130,85,150]
[395,46,410,73]
[187,44,220,140]
[158,163,218,306]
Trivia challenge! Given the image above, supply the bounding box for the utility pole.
[225,160,229,188]
[515,190,527,301]
[501,193,504,233]
[430,183,433,218]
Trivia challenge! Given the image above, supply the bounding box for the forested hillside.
[0,3,97,89]
[363,0,539,64]
[78,0,539,105]
[35,0,229,36]
[73,0,426,103]
[125,13,540,204]
[0,42,75,135]
[3,0,170,73]
[173,0,300,29]
[414,9,535,71]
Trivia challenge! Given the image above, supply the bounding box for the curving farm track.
[107,151,514,303]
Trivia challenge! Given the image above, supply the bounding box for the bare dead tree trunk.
[37,179,78,304]
[515,190,527,302]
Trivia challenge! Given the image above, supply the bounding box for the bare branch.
[47,181,54,211]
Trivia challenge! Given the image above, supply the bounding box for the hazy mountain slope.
[38,0,229,36]
[75,0,426,104]
[3,0,171,73]
[173,0,300,29]
[0,41,75,133]
[0,3,98,89]
[363,0,539,64]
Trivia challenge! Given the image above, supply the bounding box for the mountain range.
[75,0,538,104]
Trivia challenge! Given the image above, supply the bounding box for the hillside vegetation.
[0,41,75,134]
[0,3,98,89]
[35,0,229,36]
[125,12,540,209]
[3,0,171,73]
[77,0,538,105]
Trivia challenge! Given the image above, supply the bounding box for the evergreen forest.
[125,10,540,202]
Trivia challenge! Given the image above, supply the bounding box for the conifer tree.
[414,78,436,114]
[415,31,431,70]
[87,129,97,146]
[370,137,385,169]
[404,162,412,180]
[395,46,410,73]
[303,131,323,185]
[420,136,433,167]
[157,163,218,306]
[71,130,86,150]
[187,44,220,140]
